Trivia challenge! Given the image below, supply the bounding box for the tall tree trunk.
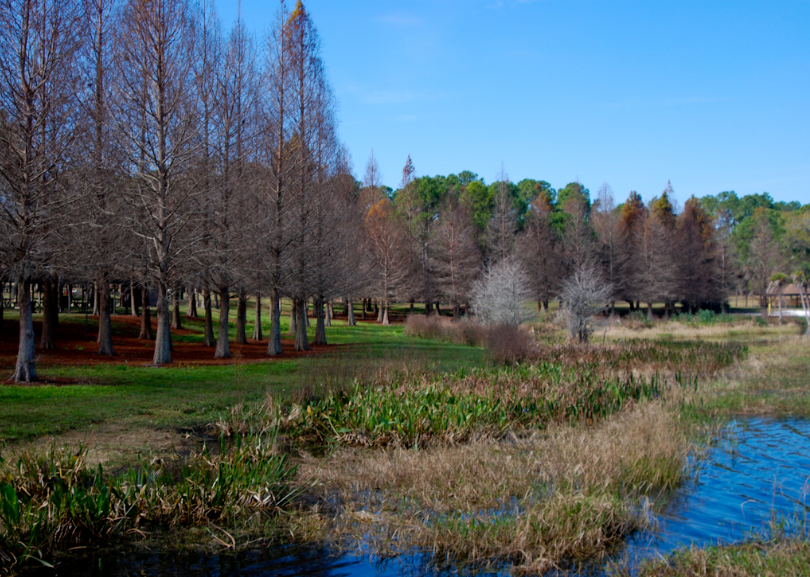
[325,299,332,327]
[453,303,460,319]
[253,295,263,341]
[203,289,215,346]
[40,277,57,349]
[98,281,115,356]
[92,282,100,316]
[171,288,182,330]
[361,298,367,320]
[382,304,390,326]
[13,279,36,383]
[377,301,384,322]
[647,302,653,320]
[236,291,247,344]
[152,282,172,364]
[313,296,327,346]
[187,287,198,318]
[139,285,153,340]
[215,287,231,359]
[294,297,310,351]
[130,280,139,316]
[267,289,282,356]
[409,299,414,314]
[289,298,298,336]
[347,296,356,326]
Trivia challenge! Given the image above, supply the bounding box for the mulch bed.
[0,314,350,371]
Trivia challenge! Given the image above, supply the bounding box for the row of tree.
[0,0,368,382]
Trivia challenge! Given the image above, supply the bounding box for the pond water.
[32,417,810,576]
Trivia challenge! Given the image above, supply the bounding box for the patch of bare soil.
[5,422,200,468]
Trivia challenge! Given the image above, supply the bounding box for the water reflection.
[31,417,810,576]
[622,416,810,563]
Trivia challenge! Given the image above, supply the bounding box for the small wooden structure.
[766,283,805,308]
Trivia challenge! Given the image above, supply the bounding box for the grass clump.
[632,538,810,576]
[0,429,298,570]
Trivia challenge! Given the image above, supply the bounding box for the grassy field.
[0,303,808,574]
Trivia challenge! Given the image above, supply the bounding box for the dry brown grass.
[631,538,810,576]
[291,401,688,573]
[604,318,798,341]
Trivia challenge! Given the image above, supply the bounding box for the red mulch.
[0,314,349,371]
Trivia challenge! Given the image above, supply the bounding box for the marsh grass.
[631,535,810,577]
[0,428,299,570]
[274,340,745,449]
[293,402,689,573]
[696,338,810,417]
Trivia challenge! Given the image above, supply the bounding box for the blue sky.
[216,0,810,206]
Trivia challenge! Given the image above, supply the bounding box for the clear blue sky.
[216,0,810,206]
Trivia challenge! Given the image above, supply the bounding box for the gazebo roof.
[766,283,805,296]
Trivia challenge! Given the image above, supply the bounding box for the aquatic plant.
[0,430,298,570]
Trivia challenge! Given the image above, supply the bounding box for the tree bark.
[253,295,263,341]
[361,298,366,320]
[382,304,390,325]
[40,277,57,350]
[325,299,332,327]
[171,288,182,330]
[267,289,282,356]
[152,282,172,364]
[13,279,36,383]
[347,296,356,326]
[130,280,139,316]
[187,286,198,318]
[203,289,215,346]
[294,297,310,351]
[313,296,327,345]
[236,290,248,344]
[98,281,115,356]
[139,284,153,340]
[215,287,231,358]
[377,301,384,322]
[289,298,298,336]
[93,283,100,316]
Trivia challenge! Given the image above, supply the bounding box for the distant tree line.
[359,154,810,324]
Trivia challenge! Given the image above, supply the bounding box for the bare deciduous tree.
[471,259,534,327]
[117,0,200,364]
[0,0,82,381]
[559,265,611,343]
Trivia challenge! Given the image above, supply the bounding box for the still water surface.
[37,417,810,576]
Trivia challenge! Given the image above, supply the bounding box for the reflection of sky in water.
[619,417,810,567]
[29,418,810,576]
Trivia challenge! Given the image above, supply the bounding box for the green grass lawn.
[0,306,486,441]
